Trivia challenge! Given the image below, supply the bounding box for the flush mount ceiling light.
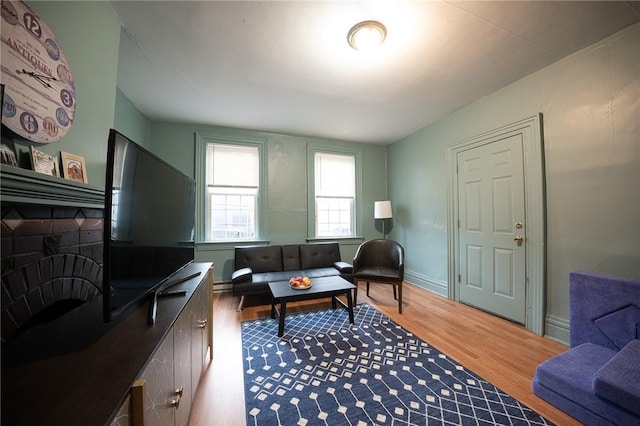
[347,20,387,51]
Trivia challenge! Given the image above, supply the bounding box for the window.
[204,142,260,241]
[314,152,356,237]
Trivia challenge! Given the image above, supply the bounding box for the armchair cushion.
[593,339,640,416]
[354,266,402,281]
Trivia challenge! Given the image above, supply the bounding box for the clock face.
[0,0,75,143]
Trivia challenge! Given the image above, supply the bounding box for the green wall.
[11,2,121,186]
[387,23,640,343]
[114,88,150,148]
[143,122,388,284]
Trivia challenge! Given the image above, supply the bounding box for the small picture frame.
[60,151,88,183]
[60,151,89,183]
[30,146,59,177]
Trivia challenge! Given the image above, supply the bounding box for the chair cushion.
[354,266,401,282]
[593,339,640,416]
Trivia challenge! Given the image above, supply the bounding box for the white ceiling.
[111,1,640,145]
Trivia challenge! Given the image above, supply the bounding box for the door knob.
[514,235,524,243]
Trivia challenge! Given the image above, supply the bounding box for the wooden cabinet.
[190,278,210,400]
[132,267,212,426]
[139,329,176,426]
[2,263,212,426]
[174,311,192,426]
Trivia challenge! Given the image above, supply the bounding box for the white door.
[457,134,526,324]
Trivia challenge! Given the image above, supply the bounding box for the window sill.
[306,236,364,245]
[196,240,270,251]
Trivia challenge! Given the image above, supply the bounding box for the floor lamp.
[374,200,393,239]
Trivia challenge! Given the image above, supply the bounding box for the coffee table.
[268,276,357,337]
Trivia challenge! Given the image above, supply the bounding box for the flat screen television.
[103,129,196,323]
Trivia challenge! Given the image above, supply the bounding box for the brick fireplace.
[0,165,105,343]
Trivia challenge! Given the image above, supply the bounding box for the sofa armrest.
[232,267,253,283]
[593,339,640,416]
[334,261,353,274]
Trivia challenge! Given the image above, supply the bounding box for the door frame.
[445,114,546,335]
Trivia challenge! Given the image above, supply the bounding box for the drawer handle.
[168,386,184,409]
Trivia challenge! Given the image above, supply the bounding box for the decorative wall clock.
[1,0,75,143]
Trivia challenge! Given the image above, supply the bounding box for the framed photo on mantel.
[60,151,88,183]
[30,146,59,177]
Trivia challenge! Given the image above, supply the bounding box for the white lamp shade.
[374,201,393,219]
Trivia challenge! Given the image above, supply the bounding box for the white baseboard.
[544,314,570,346]
[213,281,232,293]
[404,270,448,297]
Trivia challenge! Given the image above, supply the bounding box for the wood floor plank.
[189,282,581,426]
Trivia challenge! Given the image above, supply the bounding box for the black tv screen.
[103,129,196,322]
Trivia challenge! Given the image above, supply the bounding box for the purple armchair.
[532,271,640,425]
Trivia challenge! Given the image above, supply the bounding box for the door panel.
[458,134,526,324]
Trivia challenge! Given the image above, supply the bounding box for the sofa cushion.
[282,244,301,271]
[569,271,640,350]
[303,267,341,279]
[594,305,640,350]
[235,245,283,273]
[535,344,615,410]
[534,343,640,425]
[593,339,640,416]
[299,243,340,269]
[253,271,300,284]
[254,268,341,284]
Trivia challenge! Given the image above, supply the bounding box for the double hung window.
[313,152,356,237]
[204,142,260,241]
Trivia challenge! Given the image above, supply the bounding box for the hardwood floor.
[189,282,581,426]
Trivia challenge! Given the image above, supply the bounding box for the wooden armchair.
[352,239,405,313]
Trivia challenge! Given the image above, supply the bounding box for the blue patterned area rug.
[241,304,553,426]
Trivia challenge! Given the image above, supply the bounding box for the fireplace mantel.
[0,164,104,208]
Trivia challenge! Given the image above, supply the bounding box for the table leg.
[270,297,277,319]
[346,291,354,324]
[277,300,287,337]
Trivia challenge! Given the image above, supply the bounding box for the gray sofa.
[231,242,353,310]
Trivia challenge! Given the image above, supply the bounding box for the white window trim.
[307,146,363,239]
[195,132,267,243]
